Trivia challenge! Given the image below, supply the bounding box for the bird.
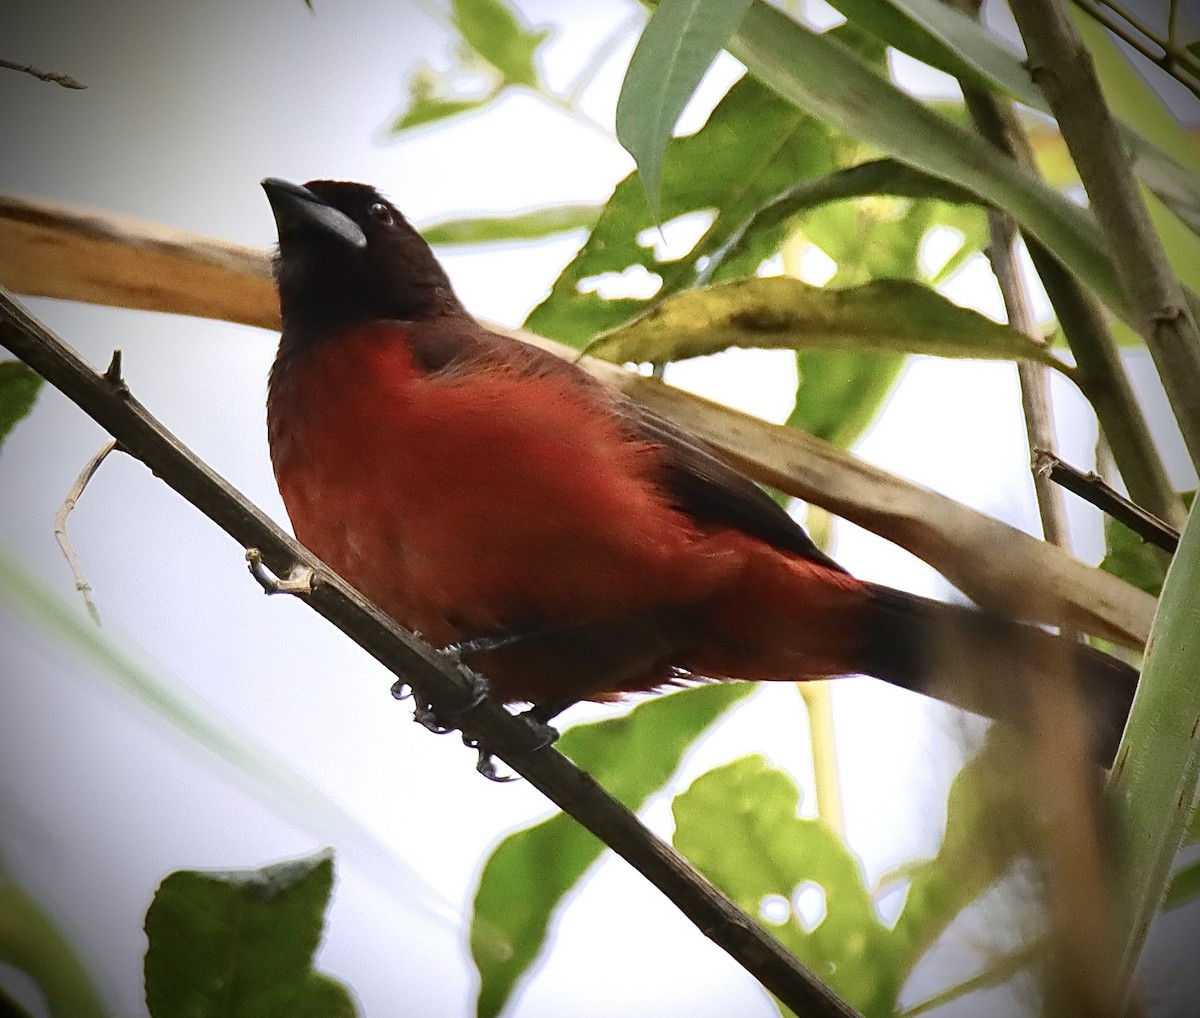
[261,176,1137,765]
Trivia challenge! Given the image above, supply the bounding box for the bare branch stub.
[1035,451,1181,553]
[0,58,86,89]
[54,438,119,624]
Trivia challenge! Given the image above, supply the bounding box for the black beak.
[261,177,367,250]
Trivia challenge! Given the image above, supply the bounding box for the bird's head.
[262,177,461,345]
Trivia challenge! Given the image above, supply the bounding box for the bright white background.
[1,1,1197,1016]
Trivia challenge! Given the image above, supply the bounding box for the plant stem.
[1010,0,1200,474]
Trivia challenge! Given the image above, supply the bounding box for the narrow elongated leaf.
[727,2,1138,330]
[0,878,108,1018]
[471,683,752,1018]
[616,0,753,214]
[825,0,1200,238]
[421,204,600,246]
[1104,498,1200,996]
[699,158,980,287]
[587,277,1062,367]
[144,852,355,1018]
[451,0,547,88]
[0,360,40,452]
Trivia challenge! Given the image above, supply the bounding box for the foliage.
[3,0,1199,1016]
[144,852,355,1018]
[0,360,41,454]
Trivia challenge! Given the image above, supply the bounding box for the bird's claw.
[400,668,491,735]
[468,710,560,783]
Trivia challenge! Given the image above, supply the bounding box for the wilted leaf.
[587,277,1061,367]
[616,0,753,215]
[0,360,41,452]
[471,683,752,1018]
[144,852,355,1018]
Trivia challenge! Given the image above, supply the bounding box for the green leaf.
[672,755,898,1013]
[470,682,752,1018]
[616,0,753,216]
[700,158,982,287]
[1100,492,1194,598]
[587,277,1061,367]
[391,93,496,134]
[726,2,1138,331]
[0,878,108,1018]
[526,75,836,348]
[789,350,904,448]
[1100,520,1172,599]
[825,0,1200,241]
[888,728,1038,968]
[1164,859,1200,910]
[144,852,355,1018]
[1104,497,1200,996]
[451,0,548,88]
[421,204,601,246]
[0,361,41,453]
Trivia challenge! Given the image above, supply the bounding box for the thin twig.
[0,58,86,89]
[1011,0,1200,472]
[53,438,117,625]
[0,286,860,1018]
[1068,0,1200,100]
[1035,451,1181,553]
[984,208,1072,548]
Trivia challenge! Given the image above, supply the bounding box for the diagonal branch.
[0,192,1157,648]
[0,287,859,1018]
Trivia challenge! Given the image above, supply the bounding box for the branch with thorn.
[0,285,861,1018]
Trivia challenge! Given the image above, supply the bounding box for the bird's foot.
[467,709,560,783]
[390,668,492,735]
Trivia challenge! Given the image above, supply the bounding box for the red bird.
[262,178,1136,763]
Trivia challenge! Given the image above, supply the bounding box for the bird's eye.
[368,202,395,227]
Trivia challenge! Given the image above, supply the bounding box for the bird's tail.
[857,584,1138,765]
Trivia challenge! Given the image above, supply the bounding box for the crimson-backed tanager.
[262,177,1136,764]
